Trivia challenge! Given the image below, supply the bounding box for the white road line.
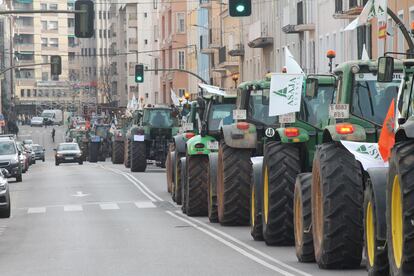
[27,207,46,214]
[99,203,120,210]
[166,211,297,276]
[135,201,156,209]
[178,211,312,276]
[126,173,164,202]
[63,205,83,212]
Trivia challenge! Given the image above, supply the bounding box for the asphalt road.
[0,126,367,276]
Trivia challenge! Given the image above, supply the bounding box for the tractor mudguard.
[174,134,187,154]
[222,124,257,149]
[275,127,309,143]
[366,167,388,241]
[396,118,414,141]
[323,124,366,142]
[186,135,217,156]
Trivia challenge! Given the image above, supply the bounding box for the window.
[48,21,58,30]
[99,29,102,38]
[42,55,48,63]
[387,17,393,52]
[33,89,37,97]
[40,3,47,10]
[42,72,48,81]
[68,37,75,47]
[176,12,185,33]
[49,38,58,47]
[20,89,25,97]
[178,89,185,97]
[68,18,75,28]
[67,2,74,10]
[103,30,106,38]
[41,38,48,47]
[144,39,148,45]
[27,89,31,97]
[41,20,47,31]
[99,11,102,19]
[49,3,57,10]
[178,51,185,70]
[154,58,158,75]
[103,11,106,19]
[144,12,147,18]
[68,52,75,61]
[52,75,59,81]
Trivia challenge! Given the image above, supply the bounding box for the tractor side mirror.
[306,78,319,98]
[378,56,394,83]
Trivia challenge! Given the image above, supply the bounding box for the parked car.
[23,144,36,165]
[16,142,29,173]
[30,117,44,127]
[0,137,22,182]
[0,168,10,218]
[31,144,45,162]
[22,139,33,145]
[55,143,83,166]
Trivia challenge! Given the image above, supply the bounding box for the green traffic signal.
[229,0,251,17]
[135,64,144,83]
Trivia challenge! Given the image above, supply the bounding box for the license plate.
[207,141,219,150]
[182,123,194,131]
[329,104,349,119]
[233,109,247,120]
[65,157,74,160]
[279,113,296,124]
[134,135,144,142]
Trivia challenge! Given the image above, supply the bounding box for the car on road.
[30,117,44,127]
[16,142,29,173]
[0,137,22,182]
[54,143,83,166]
[0,168,11,218]
[31,144,45,162]
[23,144,36,165]
[22,139,33,145]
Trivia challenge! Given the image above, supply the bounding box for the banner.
[198,83,226,96]
[170,89,180,106]
[344,0,388,31]
[378,99,395,162]
[269,74,304,116]
[284,47,304,74]
[340,141,388,170]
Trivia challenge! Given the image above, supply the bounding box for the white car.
[30,117,44,127]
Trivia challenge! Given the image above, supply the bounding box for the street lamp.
[191,24,209,30]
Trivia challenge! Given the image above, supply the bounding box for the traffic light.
[229,0,251,17]
[135,64,144,83]
[50,55,61,75]
[75,0,95,38]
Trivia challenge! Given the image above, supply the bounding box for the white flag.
[198,83,226,96]
[344,0,374,31]
[170,89,180,106]
[361,44,370,60]
[284,47,304,74]
[341,141,388,170]
[375,0,387,23]
[269,73,304,116]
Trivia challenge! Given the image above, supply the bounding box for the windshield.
[143,109,175,128]
[32,145,42,151]
[41,112,54,118]
[0,141,16,155]
[249,89,278,125]
[208,103,236,131]
[302,85,336,128]
[58,144,79,151]
[352,73,401,125]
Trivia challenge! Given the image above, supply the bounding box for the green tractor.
[127,106,180,172]
[111,116,132,164]
[65,128,89,160]
[88,124,112,163]
[181,93,237,218]
[295,59,403,270]
[167,101,198,204]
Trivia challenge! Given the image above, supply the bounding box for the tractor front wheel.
[130,141,147,172]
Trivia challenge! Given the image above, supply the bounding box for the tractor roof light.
[327,50,336,59]
[336,123,354,135]
[185,132,195,139]
[184,92,191,100]
[236,122,249,130]
[284,127,299,137]
[351,65,360,74]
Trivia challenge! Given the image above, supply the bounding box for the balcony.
[248,21,273,48]
[333,0,368,19]
[228,43,244,57]
[216,46,239,71]
[199,0,211,9]
[16,43,34,52]
[282,1,315,34]
[16,25,34,33]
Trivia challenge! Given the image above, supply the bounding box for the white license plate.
[233,109,247,120]
[134,135,145,142]
[207,141,219,150]
[329,104,349,119]
[65,157,74,160]
[279,112,296,124]
[182,123,194,131]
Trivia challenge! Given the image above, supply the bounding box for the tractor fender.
[366,167,388,241]
[174,134,187,154]
[275,127,309,143]
[222,124,257,149]
[396,118,414,141]
[323,124,366,143]
[186,135,216,156]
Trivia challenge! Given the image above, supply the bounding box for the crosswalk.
[25,201,157,214]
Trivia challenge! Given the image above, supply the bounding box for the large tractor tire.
[294,173,315,263]
[180,157,187,213]
[112,141,124,164]
[166,149,175,194]
[262,142,301,246]
[208,153,219,223]
[88,142,99,163]
[130,141,147,172]
[217,141,252,226]
[173,152,184,204]
[387,140,414,276]
[364,180,388,276]
[251,157,263,241]
[312,142,363,269]
[185,155,209,216]
[124,140,131,168]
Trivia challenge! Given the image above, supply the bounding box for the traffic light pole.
[0,62,51,76]
[0,10,85,15]
[144,68,209,84]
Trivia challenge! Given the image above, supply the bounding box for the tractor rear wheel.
[217,141,251,226]
[112,141,124,164]
[387,140,414,276]
[208,153,219,223]
[262,142,301,246]
[294,173,314,263]
[88,142,99,163]
[312,142,363,269]
[130,141,146,172]
[166,149,174,193]
[173,152,184,204]
[185,155,209,216]
[250,161,263,241]
[124,140,131,168]
[180,158,187,213]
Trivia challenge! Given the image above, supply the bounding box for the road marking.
[99,203,120,210]
[63,205,83,212]
[27,207,46,214]
[166,211,297,276]
[125,173,163,201]
[135,201,156,209]
[178,211,312,276]
[72,191,90,197]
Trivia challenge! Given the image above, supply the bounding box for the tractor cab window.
[249,89,277,125]
[95,125,110,137]
[302,84,336,128]
[208,103,235,131]
[352,73,401,125]
[143,109,175,128]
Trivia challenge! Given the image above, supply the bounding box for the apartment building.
[0,14,12,115]
[12,0,81,113]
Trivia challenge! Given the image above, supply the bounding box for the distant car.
[16,142,29,173]
[55,143,83,166]
[30,117,44,127]
[0,137,22,182]
[23,144,36,165]
[31,144,45,162]
[22,139,33,145]
[0,169,10,218]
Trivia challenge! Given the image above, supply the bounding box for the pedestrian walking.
[51,128,56,142]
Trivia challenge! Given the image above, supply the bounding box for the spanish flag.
[379,99,395,162]
[378,24,387,39]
